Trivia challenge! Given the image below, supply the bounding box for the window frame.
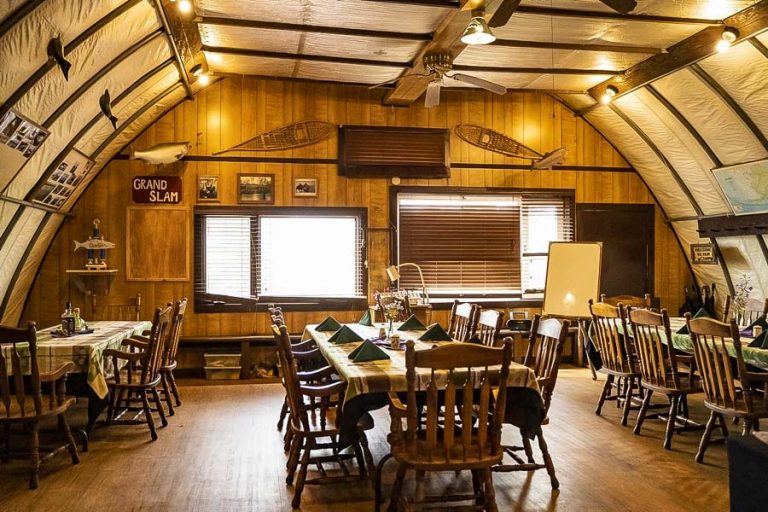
[194,205,368,313]
[389,186,575,309]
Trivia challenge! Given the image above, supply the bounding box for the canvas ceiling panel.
[13,0,161,122]
[0,0,125,102]
[197,0,449,34]
[1,214,63,324]
[493,14,704,49]
[583,107,696,218]
[0,208,44,302]
[521,0,758,19]
[557,92,596,110]
[0,201,19,244]
[672,220,729,303]
[523,73,609,91]
[440,72,537,90]
[295,61,402,85]
[717,236,768,302]
[614,91,729,215]
[0,2,29,22]
[456,45,650,70]
[76,67,181,157]
[653,68,767,166]
[207,53,297,77]
[3,48,176,199]
[200,24,302,53]
[698,43,768,143]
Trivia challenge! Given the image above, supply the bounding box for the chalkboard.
[543,242,602,319]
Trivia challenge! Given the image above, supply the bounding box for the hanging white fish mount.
[130,142,191,164]
[214,121,336,154]
[455,124,567,170]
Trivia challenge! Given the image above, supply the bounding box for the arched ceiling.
[1,0,768,324]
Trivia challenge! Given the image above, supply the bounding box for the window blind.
[194,215,256,299]
[398,194,521,294]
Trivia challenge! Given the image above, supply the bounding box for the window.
[395,189,573,302]
[195,207,366,312]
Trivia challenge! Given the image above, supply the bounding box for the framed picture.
[238,173,274,204]
[294,178,318,197]
[197,175,219,202]
[30,148,94,211]
[712,158,768,215]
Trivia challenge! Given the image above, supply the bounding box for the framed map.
[712,158,768,215]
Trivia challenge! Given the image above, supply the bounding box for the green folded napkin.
[748,331,768,349]
[419,323,452,342]
[747,316,768,331]
[348,339,391,362]
[316,316,342,332]
[398,314,426,331]
[358,309,374,326]
[328,325,364,344]
[677,308,711,335]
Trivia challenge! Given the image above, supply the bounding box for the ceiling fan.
[371,53,506,108]
[465,0,637,30]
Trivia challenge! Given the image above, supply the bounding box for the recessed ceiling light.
[716,26,739,53]
[600,85,618,105]
[177,0,193,14]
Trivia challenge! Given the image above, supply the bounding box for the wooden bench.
[180,334,300,379]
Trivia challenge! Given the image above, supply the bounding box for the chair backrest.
[162,298,187,367]
[92,293,141,321]
[375,293,411,322]
[0,322,44,417]
[629,308,682,390]
[522,315,570,413]
[589,299,635,374]
[600,293,652,309]
[272,323,310,430]
[139,305,172,383]
[399,339,512,463]
[686,315,756,413]
[475,309,503,347]
[447,300,479,342]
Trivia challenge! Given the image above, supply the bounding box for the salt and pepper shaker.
[390,333,401,350]
[753,325,763,338]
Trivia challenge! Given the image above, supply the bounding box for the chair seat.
[1,396,76,421]
[107,369,161,388]
[705,390,768,419]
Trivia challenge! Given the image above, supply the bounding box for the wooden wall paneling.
[126,206,189,281]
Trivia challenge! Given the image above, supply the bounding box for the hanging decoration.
[454,124,567,169]
[46,37,72,80]
[214,121,336,154]
[99,90,118,130]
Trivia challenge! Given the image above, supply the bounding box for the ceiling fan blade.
[368,73,433,90]
[450,73,506,95]
[424,80,441,108]
[461,0,486,11]
[488,0,522,28]
[599,0,637,14]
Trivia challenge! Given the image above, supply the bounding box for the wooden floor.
[0,367,729,511]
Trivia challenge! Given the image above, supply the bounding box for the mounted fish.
[74,219,115,270]
[46,37,71,80]
[455,124,568,170]
[130,142,191,164]
[99,90,118,130]
[214,121,336,154]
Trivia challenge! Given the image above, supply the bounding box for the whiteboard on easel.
[542,242,602,318]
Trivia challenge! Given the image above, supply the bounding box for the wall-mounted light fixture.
[716,26,739,53]
[600,85,619,105]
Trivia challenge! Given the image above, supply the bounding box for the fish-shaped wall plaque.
[214,121,336,154]
[130,142,191,164]
[455,124,567,170]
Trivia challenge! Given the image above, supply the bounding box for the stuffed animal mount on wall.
[214,121,336,154]
[130,142,192,164]
[455,124,567,170]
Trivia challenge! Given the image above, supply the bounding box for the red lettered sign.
[131,176,182,204]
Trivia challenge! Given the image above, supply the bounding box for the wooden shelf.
[66,269,118,295]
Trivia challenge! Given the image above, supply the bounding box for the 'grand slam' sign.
[131,176,182,204]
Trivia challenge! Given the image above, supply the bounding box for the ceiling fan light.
[461,17,496,45]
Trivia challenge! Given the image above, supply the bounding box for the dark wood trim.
[360,0,458,6]
[451,162,635,172]
[114,154,338,164]
[0,195,74,217]
[645,84,722,167]
[689,63,768,151]
[586,0,768,108]
[452,65,623,75]
[757,235,768,270]
[0,0,46,39]
[201,45,411,68]
[43,29,166,127]
[749,37,768,57]
[711,238,735,295]
[0,208,25,250]
[195,16,433,41]
[515,5,723,25]
[698,213,768,237]
[152,0,193,99]
[0,213,50,321]
[0,0,147,119]
[492,39,662,55]
[194,205,369,216]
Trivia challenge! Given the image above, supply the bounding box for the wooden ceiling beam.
[453,64,622,75]
[360,0,459,7]
[515,6,722,25]
[202,45,411,68]
[492,39,662,54]
[585,0,768,110]
[196,16,433,41]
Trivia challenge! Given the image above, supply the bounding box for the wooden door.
[576,204,654,299]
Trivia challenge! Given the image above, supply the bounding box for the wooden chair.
[589,299,640,426]
[474,308,504,347]
[686,315,768,463]
[0,322,82,489]
[103,305,172,440]
[447,300,479,342]
[159,298,187,415]
[493,315,569,489]
[379,339,512,511]
[629,308,701,450]
[375,293,411,322]
[600,293,652,309]
[273,324,374,509]
[91,293,141,321]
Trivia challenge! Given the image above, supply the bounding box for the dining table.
[303,321,545,449]
[1,320,152,430]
